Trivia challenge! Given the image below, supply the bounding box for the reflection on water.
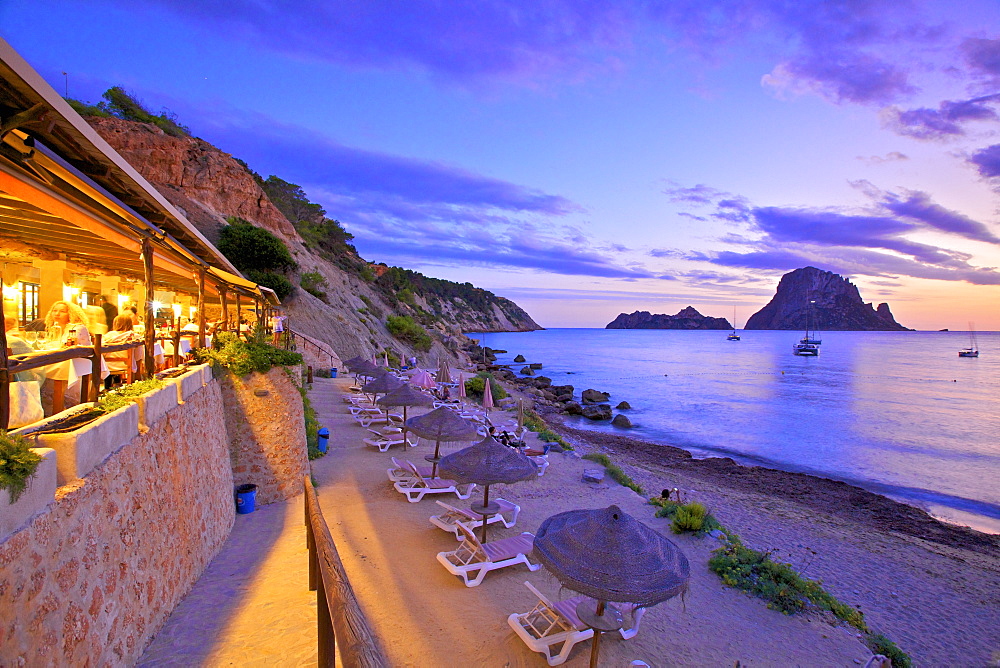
[470,329,1000,532]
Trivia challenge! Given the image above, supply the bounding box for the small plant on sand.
[464,373,508,401]
[650,497,720,534]
[865,634,911,668]
[521,410,573,451]
[582,453,645,495]
[0,430,44,503]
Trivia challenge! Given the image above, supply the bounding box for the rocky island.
[606,306,731,329]
[745,266,911,331]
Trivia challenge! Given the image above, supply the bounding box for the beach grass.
[581,452,645,495]
[521,409,573,451]
[650,497,721,534]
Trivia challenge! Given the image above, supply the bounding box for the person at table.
[98,295,118,329]
[45,300,92,346]
[4,314,42,382]
[103,315,138,389]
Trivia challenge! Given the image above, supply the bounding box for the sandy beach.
[311,375,1000,666]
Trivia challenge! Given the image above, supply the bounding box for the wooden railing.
[304,476,386,667]
[291,329,338,368]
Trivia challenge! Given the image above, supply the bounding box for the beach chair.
[429,498,521,539]
[387,456,433,482]
[393,462,476,503]
[507,581,646,665]
[364,428,417,452]
[355,411,403,428]
[436,523,539,587]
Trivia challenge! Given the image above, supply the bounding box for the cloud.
[858,151,909,165]
[877,190,1000,244]
[882,94,1000,140]
[764,55,915,105]
[961,37,1000,80]
[968,144,1000,179]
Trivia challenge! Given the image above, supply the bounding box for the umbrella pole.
[480,485,491,543]
[431,439,441,478]
[589,600,606,668]
[402,406,408,444]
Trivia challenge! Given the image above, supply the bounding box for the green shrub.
[464,373,508,401]
[218,217,296,272]
[300,271,328,300]
[581,453,644,495]
[865,634,911,668]
[385,315,432,351]
[671,502,709,533]
[520,409,573,450]
[95,378,166,415]
[298,387,325,460]
[197,332,303,376]
[69,87,189,136]
[0,430,44,503]
[244,270,294,300]
[397,288,416,306]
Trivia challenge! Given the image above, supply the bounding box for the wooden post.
[197,269,206,349]
[0,323,10,430]
[307,366,313,384]
[90,334,102,403]
[236,293,242,336]
[142,239,156,378]
[219,287,229,332]
[172,329,181,368]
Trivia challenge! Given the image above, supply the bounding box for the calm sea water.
[467,329,1000,533]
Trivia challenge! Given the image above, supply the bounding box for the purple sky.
[2,0,999,328]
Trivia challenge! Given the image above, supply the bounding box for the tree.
[218,217,295,272]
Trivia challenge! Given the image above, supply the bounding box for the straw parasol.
[342,355,367,371]
[438,434,536,541]
[361,373,404,403]
[405,407,479,477]
[436,359,452,384]
[533,505,690,667]
[352,360,384,379]
[377,384,434,443]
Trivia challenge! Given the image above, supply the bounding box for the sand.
[307,375,1000,667]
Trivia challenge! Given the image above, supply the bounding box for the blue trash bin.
[317,427,329,453]
[235,483,257,514]
[330,368,338,378]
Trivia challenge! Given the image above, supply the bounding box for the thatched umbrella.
[405,407,479,477]
[533,505,690,667]
[377,385,434,444]
[361,373,404,403]
[438,435,536,541]
[343,355,367,371]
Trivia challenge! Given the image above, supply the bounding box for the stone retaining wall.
[0,380,234,665]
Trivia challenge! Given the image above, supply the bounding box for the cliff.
[86,117,541,361]
[606,307,732,330]
[745,267,911,331]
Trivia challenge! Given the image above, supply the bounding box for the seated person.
[103,315,138,388]
[45,300,92,346]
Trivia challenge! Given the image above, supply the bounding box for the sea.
[466,329,1000,534]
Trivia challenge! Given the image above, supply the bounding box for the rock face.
[86,117,541,361]
[606,307,731,330]
[745,267,911,331]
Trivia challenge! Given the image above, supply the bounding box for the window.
[19,282,39,326]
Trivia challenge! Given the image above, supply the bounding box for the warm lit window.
[19,282,39,326]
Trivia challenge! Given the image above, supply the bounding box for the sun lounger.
[429,499,521,539]
[387,456,433,482]
[393,461,476,503]
[508,581,646,665]
[364,428,417,452]
[355,411,403,428]
[436,523,539,587]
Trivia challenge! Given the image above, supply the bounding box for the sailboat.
[959,324,979,358]
[727,306,741,341]
[793,300,820,356]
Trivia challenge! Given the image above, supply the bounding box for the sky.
[2,0,1000,330]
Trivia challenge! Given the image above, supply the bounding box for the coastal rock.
[556,393,574,403]
[745,266,912,331]
[520,366,535,376]
[513,354,526,363]
[551,384,574,396]
[611,414,632,428]
[581,389,610,404]
[581,404,613,420]
[534,376,552,388]
[582,468,606,483]
[529,363,543,370]
[564,401,583,415]
[615,401,631,410]
[606,306,731,330]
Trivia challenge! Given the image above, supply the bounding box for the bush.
[521,409,573,450]
[581,453,644,495]
[385,315,432,351]
[218,217,295,272]
[464,373,508,401]
[671,502,709,533]
[0,430,44,503]
[95,378,166,415]
[300,271,328,300]
[397,288,416,306]
[197,332,303,376]
[298,387,325,460]
[245,270,294,300]
[68,87,189,137]
[865,634,911,668]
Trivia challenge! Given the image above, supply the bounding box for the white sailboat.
[727,305,741,341]
[793,299,820,356]
[959,324,979,358]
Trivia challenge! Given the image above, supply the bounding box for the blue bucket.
[330,368,338,378]
[235,484,257,514]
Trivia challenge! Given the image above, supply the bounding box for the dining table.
[33,342,109,414]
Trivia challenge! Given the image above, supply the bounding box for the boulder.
[581,388,610,404]
[534,376,552,388]
[513,354,526,363]
[564,401,583,415]
[611,414,632,428]
[529,363,543,370]
[520,366,535,376]
[551,384,574,396]
[582,468,606,484]
[556,393,574,403]
[581,404,612,420]
[615,401,631,410]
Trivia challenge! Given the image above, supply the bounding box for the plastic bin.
[330,368,338,378]
[317,427,329,453]
[235,483,258,514]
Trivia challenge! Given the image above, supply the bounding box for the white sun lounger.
[387,456,433,482]
[429,498,521,539]
[393,461,476,503]
[355,411,403,428]
[364,428,417,453]
[436,523,539,587]
[507,581,646,665]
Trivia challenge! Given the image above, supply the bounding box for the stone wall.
[0,381,235,665]
[220,366,309,505]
